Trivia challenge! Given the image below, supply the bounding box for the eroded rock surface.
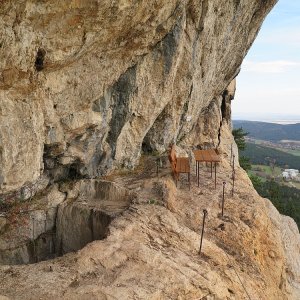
[0,184,66,265]
[0,148,299,299]
[0,180,133,265]
[2,1,300,300]
[0,0,276,194]
[56,179,134,255]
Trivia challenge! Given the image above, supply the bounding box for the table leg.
[197,161,200,187]
[215,162,217,189]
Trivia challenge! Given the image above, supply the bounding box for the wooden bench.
[168,145,191,188]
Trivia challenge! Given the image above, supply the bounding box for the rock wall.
[0,180,133,265]
[56,179,133,255]
[2,2,300,299]
[0,0,276,195]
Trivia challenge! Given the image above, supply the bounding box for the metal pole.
[214,162,217,189]
[199,209,208,255]
[197,161,200,187]
[232,170,235,197]
[222,182,226,216]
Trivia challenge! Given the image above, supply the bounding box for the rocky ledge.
[0,146,299,299]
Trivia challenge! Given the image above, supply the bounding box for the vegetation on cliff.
[251,176,300,228]
[233,127,300,229]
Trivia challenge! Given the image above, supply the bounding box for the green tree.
[249,174,263,191]
[232,127,248,151]
[250,178,300,229]
[232,127,251,171]
[239,156,251,171]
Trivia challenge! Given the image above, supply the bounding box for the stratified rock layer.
[56,179,134,255]
[0,0,276,194]
[0,180,133,265]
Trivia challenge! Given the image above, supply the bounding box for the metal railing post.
[232,170,235,196]
[222,182,226,216]
[199,209,208,255]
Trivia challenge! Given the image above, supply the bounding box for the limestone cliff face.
[3,1,300,299]
[0,0,276,195]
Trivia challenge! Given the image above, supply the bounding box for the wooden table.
[193,149,220,188]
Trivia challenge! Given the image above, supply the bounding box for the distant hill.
[241,142,300,170]
[233,120,300,142]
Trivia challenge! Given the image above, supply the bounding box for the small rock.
[218,223,225,231]
[69,279,80,288]
[268,250,276,259]
[59,156,76,165]
[43,265,53,272]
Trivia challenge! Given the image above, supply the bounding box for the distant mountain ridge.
[233,120,300,142]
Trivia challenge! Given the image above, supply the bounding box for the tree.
[232,127,251,171]
[232,127,248,151]
[249,174,263,190]
[239,156,252,171]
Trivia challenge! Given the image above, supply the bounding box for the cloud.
[242,60,300,73]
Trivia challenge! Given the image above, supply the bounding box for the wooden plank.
[193,150,199,161]
[211,149,221,162]
[176,157,190,173]
[193,150,205,161]
[193,149,220,162]
[202,150,212,161]
[207,149,220,162]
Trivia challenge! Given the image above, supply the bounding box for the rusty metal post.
[232,170,235,197]
[197,162,200,187]
[222,182,226,216]
[214,162,217,189]
[199,209,208,255]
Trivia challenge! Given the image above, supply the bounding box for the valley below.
[233,120,300,229]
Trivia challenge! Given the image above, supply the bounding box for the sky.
[232,0,300,120]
